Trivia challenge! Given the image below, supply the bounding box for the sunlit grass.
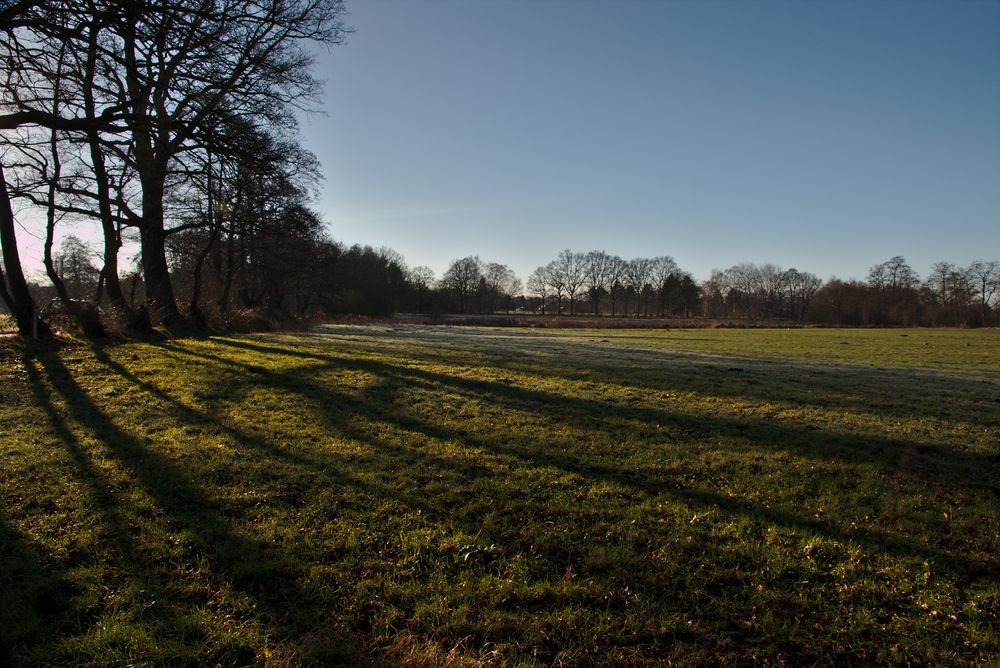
[2,325,998,665]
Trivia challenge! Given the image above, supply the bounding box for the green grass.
[2,325,998,665]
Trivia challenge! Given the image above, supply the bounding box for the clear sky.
[303,0,1000,283]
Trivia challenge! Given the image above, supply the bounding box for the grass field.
[2,326,999,665]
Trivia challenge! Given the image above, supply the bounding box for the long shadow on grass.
[318,327,1000,429]
[13,359,192,660]
[0,513,73,665]
[389,326,1000,427]
[164,338,998,581]
[151,337,999,661]
[207,337,1000,493]
[81,337,996,662]
[24,348,367,664]
[88,344,474,523]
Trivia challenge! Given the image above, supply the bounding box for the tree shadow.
[205,336,1000,488]
[339,325,1000,428]
[17,332,982,663]
[22,347,369,664]
[0,513,74,666]
[168,337,998,580]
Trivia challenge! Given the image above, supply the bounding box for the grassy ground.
[1,325,998,665]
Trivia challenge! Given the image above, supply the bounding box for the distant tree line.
[696,255,1000,327]
[424,252,997,327]
[10,228,1000,333]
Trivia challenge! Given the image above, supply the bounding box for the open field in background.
[1,326,999,665]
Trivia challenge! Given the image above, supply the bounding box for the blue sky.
[302,0,1000,283]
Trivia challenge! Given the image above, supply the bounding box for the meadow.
[1,325,998,665]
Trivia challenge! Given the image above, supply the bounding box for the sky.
[15,0,1000,285]
[305,0,1000,283]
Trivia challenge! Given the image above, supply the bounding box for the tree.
[54,235,101,298]
[440,256,482,313]
[782,268,821,321]
[605,255,627,317]
[545,259,566,315]
[0,4,54,337]
[926,261,955,306]
[868,256,918,324]
[2,0,349,328]
[624,257,652,317]
[967,260,1000,325]
[723,263,760,318]
[582,250,610,315]
[650,255,678,316]
[0,162,49,336]
[526,265,550,315]
[673,272,701,317]
[482,262,518,313]
[553,249,585,315]
[407,266,435,313]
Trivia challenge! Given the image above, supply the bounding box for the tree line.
[428,252,999,327]
[12,222,1000,333]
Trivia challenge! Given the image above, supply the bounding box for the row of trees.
[702,256,1000,326]
[703,263,822,321]
[523,250,700,318]
[14,229,1000,331]
[0,0,349,337]
[425,253,1000,327]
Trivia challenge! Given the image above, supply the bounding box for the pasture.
[1,326,998,665]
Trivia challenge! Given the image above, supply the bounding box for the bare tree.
[0,162,48,336]
[968,260,1000,324]
[868,256,918,324]
[583,250,610,315]
[483,262,518,313]
[758,263,786,318]
[546,259,566,315]
[553,249,585,315]
[440,256,482,313]
[605,254,627,317]
[926,261,955,306]
[650,255,678,316]
[407,265,435,313]
[526,265,550,315]
[783,268,821,321]
[624,257,652,317]
[4,0,348,327]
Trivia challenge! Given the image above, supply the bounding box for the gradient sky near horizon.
[303,0,1000,283]
[16,0,1000,284]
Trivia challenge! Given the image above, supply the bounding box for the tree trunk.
[125,12,182,329]
[0,163,49,338]
[137,170,184,327]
